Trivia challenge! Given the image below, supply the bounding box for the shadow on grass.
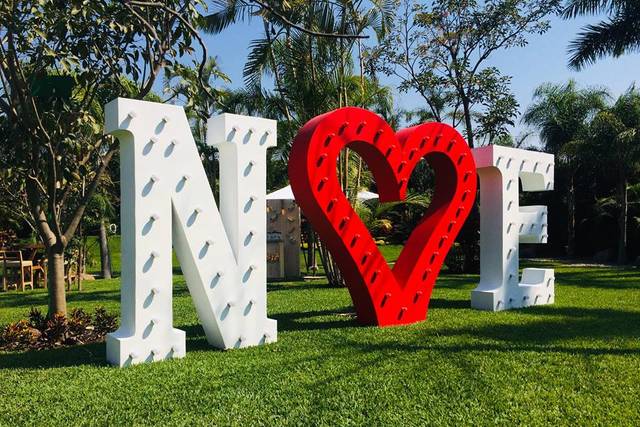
[422,305,640,356]
[307,310,640,374]
[0,342,107,370]
[0,290,122,313]
[0,323,225,370]
[0,285,196,315]
[434,275,478,289]
[0,291,50,309]
[266,282,341,292]
[273,307,358,332]
[429,298,470,309]
[555,270,640,290]
[3,300,638,371]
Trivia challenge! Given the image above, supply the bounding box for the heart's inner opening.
[332,144,442,269]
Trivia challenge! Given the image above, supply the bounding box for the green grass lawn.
[81,235,404,277]
[1,256,639,425]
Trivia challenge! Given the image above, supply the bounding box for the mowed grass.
[1,254,639,425]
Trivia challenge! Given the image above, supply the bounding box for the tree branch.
[250,0,369,39]
[63,145,118,244]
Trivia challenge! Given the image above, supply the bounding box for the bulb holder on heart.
[289,107,477,327]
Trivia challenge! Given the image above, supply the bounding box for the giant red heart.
[289,107,477,326]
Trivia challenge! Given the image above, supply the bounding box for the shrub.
[93,307,118,335]
[0,320,41,351]
[0,307,118,352]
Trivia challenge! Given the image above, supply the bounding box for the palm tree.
[586,87,640,263]
[163,58,230,195]
[523,80,608,257]
[163,57,230,144]
[564,0,640,69]
[202,1,395,286]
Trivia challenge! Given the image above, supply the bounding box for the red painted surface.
[289,107,477,326]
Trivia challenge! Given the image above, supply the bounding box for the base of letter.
[106,328,186,367]
[471,268,555,311]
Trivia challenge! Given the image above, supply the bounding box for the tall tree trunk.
[76,239,84,291]
[461,97,474,148]
[344,148,350,195]
[567,173,576,258]
[459,95,478,272]
[617,172,628,264]
[459,203,480,273]
[307,228,318,273]
[355,157,363,199]
[99,220,112,279]
[317,238,344,288]
[47,244,66,316]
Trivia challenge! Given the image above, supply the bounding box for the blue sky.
[202,12,640,141]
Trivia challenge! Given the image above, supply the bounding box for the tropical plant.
[590,182,640,263]
[204,0,396,286]
[584,87,640,263]
[370,0,563,273]
[163,57,230,196]
[356,192,433,242]
[564,0,640,69]
[164,57,230,144]
[522,80,608,257]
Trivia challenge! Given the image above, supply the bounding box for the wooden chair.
[32,257,47,289]
[20,245,47,288]
[65,256,78,291]
[1,250,34,291]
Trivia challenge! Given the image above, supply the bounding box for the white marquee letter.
[471,145,555,311]
[104,98,277,366]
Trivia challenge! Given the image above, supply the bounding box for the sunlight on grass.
[1,258,639,425]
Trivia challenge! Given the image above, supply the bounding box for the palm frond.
[568,11,640,70]
[201,0,253,34]
[243,37,273,88]
[563,0,630,19]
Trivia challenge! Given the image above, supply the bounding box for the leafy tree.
[370,0,561,272]
[356,192,432,243]
[0,0,209,316]
[585,87,640,263]
[204,0,396,286]
[523,80,608,257]
[204,0,394,135]
[370,0,562,148]
[564,0,640,69]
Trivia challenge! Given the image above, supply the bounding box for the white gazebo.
[266,185,379,201]
[265,185,379,280]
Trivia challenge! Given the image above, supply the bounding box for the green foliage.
[0,0,210,314]
[523,80,609,159]
[204,1,397,195]
[370,0,562,147]
[356,192,433,243]
[524,81,640,262]
[0,306,117,351]
[1,260,640,424]
[205,1,396,133]
[564,0,640,69]
[583,88,640,262]
[163,57,231,196]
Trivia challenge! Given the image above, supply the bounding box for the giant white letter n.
[104,98,277,367]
